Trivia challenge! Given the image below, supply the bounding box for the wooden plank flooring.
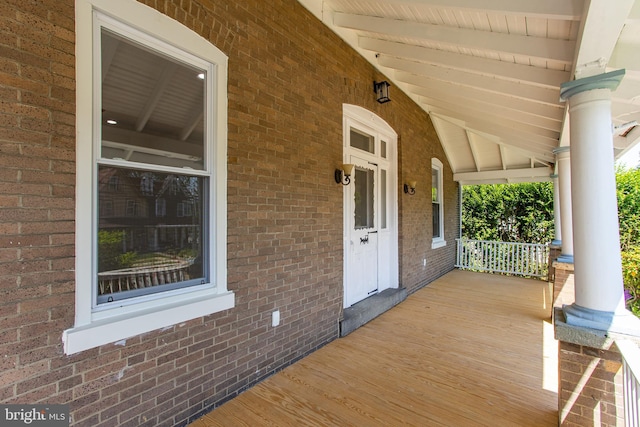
[189,270,558,426]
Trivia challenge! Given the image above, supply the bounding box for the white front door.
[342,104,398,309]
[345,156,379,306]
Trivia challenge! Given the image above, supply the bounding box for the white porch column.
[551,169,562,246]
[559,70,640,333]
[553,147,572,260]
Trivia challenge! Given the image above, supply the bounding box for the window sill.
[431,239,447,249]
[62,290,234,355]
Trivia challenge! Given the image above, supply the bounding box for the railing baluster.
[617,340,640,427]
[455,239,549,278]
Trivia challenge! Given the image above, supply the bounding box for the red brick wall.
[0,0,457,425]
[558,341,624,426]
[553,263,575,314]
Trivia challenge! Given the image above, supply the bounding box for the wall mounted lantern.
[373,80,391,104]
[404,180,417,195]
[335,164,355,185]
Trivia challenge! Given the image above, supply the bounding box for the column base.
[563,303,640,335]
[551,240,562,247]
[557,254,573,264]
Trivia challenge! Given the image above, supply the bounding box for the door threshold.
[339,288,407,337]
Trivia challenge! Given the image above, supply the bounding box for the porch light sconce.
[335,164,355,185]
[373,80,391,104]
[404,180,417,195]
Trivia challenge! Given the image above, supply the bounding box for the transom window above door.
[350,129,375,154]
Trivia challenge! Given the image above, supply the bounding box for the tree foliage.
[616,166,640,251]
[461,172,640,315]
[462,182,554,244]
[617,167,640,315]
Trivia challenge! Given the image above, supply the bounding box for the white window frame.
[431,158,446,249]
[63,0,234,355]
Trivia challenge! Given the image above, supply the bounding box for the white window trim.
[431,158,446,249]
[63,0,233,355]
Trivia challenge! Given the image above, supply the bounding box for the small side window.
[431,158,446,249]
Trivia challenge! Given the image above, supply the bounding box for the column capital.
[552,146,570,155]
[560,69,625,101]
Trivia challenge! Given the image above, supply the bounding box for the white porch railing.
[98,260,193,295]
[455,238,549,278]
[618,340,640,427]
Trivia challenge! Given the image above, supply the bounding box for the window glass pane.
[350,129,374,154]
[432,169,439,202]
[380,169,387,229]
[101,29,206,170]
[432,202,441,238]
[354,167,375,229]
[97,165,206,303]
[380,140,387,158]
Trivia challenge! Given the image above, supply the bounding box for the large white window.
[64,0,233,354]
[431,158,446,249]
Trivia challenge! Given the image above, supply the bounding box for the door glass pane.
[380,140,387,158]
[101,29,206,170]
[350,129,374,154]
[354,167,375,229]
[380,169,387,229]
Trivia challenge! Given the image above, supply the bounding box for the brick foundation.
[554,312,638,427]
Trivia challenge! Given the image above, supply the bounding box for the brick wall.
[0,0,457,425]
[399,134,459,292]
[558,341,624,426]
[553,262,575,314]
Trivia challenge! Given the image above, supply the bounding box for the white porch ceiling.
[298,0,640,184]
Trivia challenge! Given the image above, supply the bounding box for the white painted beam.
[430,117,461,173]
[102,125,203,158]
[366,0,584,20]
[424,103,559,147]
[334,13,575,63]
[135,63,177,132]
[364,39,569,88]
[499,145,507,170]
[420,95,561,132]
[572,0,634,78]
[609,42,640,72]
[387,59,561,105]
[454,166,552,183]
[420,96,560,140]
[466,130,481,172]
[429,113,556,162]
[179,111,203,142]
[398,74,564,120]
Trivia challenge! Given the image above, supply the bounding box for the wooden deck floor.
[189,270,559,426]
